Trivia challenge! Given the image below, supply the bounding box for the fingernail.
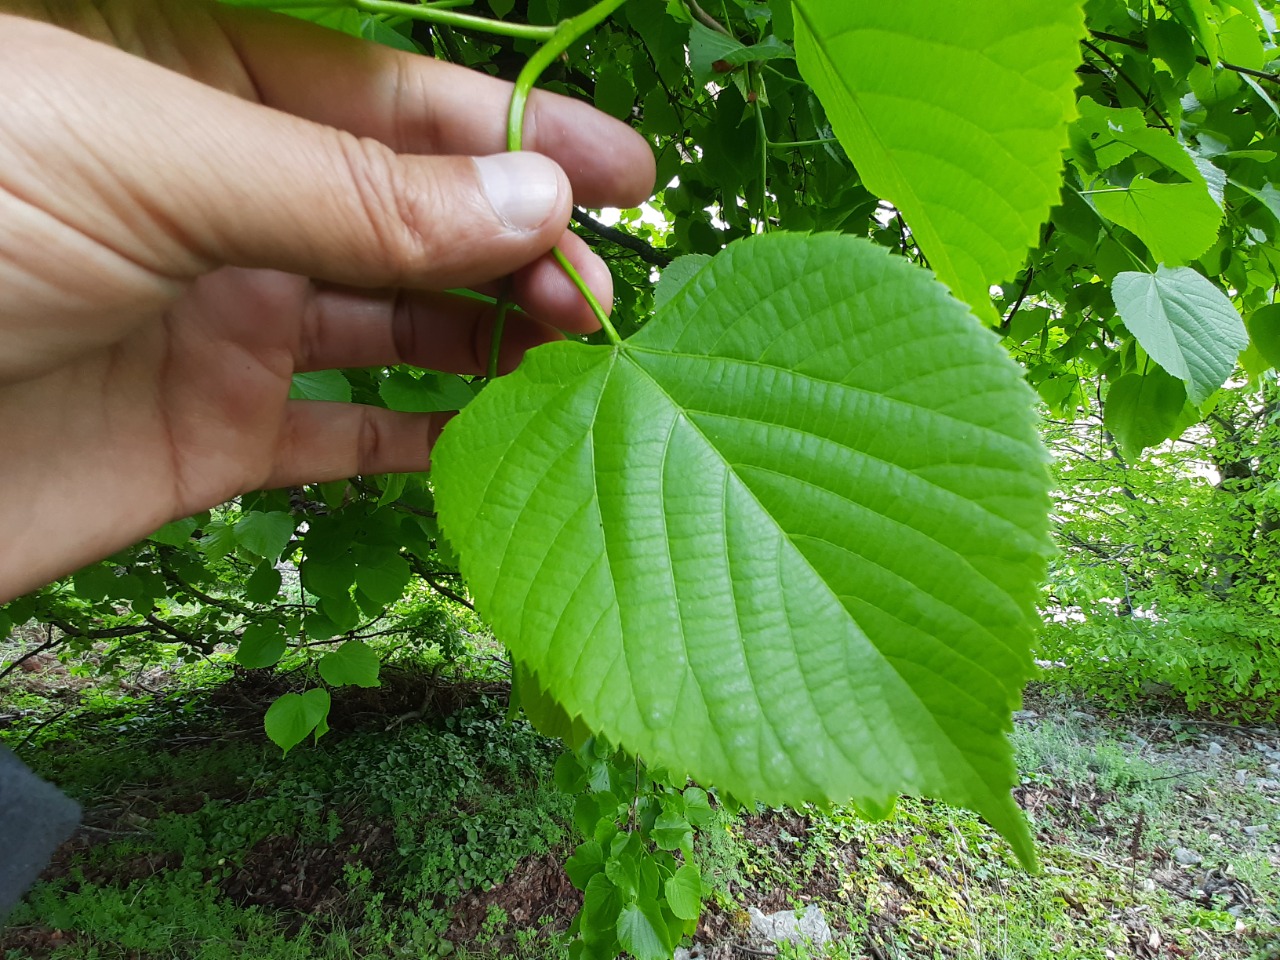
[474,152,562,232]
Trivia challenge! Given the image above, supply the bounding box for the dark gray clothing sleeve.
[0,747,80,920]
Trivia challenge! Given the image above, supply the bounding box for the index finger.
[209,2,657,208]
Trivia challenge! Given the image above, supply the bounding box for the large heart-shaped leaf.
[1092,177,1222,266]
[790,0,1085,320]
[433,233,1051,865]
[1111,266,1248,405]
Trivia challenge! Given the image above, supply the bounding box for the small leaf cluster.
[555,739,713,960]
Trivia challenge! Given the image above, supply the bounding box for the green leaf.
[566,840,606,891]
[198,520,236,560]
[651,811,692,852]
[1217,14,1264,70]
[682,786,714,826]
[236,622,288,670]
[380,369,477,413]
[360,17,422,54]
[434,233,1050,866]
[290,369,352,403]
[264,688,331,754]
[581,875,623,946]
[594,64,635,120]
[1245,303,1280,369]
[1091,177,1222,266]
[663,863,703,921]
[1165,0,1218,57]
[301,552,357,601]
[688,20,748,85]
[319,592,361,632]
[1103,370,1188,460]
[1147,18,1196,77]
[245,562,283,604]
[72,564,118,603]
[149,517,198,547]
[616,900,673,960]
[513,664,594,748]
[791,0,1086,320]
[1111,267,1248,404]
[654,254,713,312]
[720,35,794,68]
[604,848,641,899]
[234,511,295,562]
[318,639,381,688]
[355,554,411,608]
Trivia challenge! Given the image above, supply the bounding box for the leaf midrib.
[612,344,1026,803]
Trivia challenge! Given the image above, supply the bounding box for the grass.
[2,640,1277,960]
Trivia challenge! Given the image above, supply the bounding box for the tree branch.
[1081,39,1175,133]
[684,0,732,36]
[0,633,63,683]
[407,555,476,611]
[571,208,673,267]
[1090,29,1280,87]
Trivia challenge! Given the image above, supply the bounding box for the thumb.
[2,17,572,291]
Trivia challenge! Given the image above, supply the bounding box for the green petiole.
[506,0,633,151]
[496,0,631,354]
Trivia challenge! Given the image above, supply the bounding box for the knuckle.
[335,133,435,284]
[356,408,386,475]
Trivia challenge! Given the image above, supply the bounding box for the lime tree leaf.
[689,20,748,84]
[721,34,794,68]
[264,688,330,754]
[197,519,236,560]
[149,517,198,548]
[290,370,352,403]
[581,875,623,949]
[616,900,672,960]
[360,18,422,54]
[664,863,703,921]
[234,511,295,562]
[380,369,476,413]
[790,0,1085,320]
[566,840,606,891]
[236,622,288,670]
[318,639,381,688]
[654,254,713,312]
[1111,267,1248,404]
[651,811,693,852]
[1166,0,1219,57]
[511,664,594,748]
[1092,177,1221,265]
[1246,302,1280,368]
[1147,18,1196,76]
[1103,370,1188,460]
[434,233,1051,866]
[355,554,411,608]
[594,64,635,120]
[245,562,283,604]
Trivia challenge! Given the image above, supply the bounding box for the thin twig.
[685,0,732,36]
[1000,267,1037,335]
[1081,39,1175,133]
[1090,29,1280,86]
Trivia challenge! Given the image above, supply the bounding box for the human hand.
[0,0,655,602]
